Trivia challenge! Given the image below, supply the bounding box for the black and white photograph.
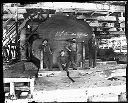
[2,1,127,102]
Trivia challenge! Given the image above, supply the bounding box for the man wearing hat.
[39,39,53,70]
[66,38,77,70]
[88,34,98,68]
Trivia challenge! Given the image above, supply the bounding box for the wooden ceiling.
[3,2,126,38]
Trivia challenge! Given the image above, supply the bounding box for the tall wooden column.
[77,42,82,67]
[81,42,84,68]
[15,6,20,60]
[20,27,27,60]
[40,50,44,70]
[10,82,17,99]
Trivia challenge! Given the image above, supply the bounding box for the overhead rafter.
[3,2,125,14]
[2,2,125,33]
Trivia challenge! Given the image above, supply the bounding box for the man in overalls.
[66,38,77,70]
[88,34,98,68]
[39,39,53,70]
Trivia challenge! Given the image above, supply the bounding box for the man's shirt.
[39,43,52,54]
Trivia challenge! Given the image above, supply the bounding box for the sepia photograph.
[2,1,127,102]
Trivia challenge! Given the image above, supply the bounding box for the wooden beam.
[109,31,125,35]
[40,50,44,70]
[4,78,35,83]
[3,2,125,14]
[5,99,33,103]
[10,82,17,99]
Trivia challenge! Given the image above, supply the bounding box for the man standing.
[39,39,53,70]
[88,34,98,68]
[66,38,77,70]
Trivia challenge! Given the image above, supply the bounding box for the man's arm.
[65,44,72,52]
[48,44,53,54]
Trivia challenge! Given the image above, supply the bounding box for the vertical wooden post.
[40,50,44,70]
[77,42,82,68]
[15,5,19,60]
[84,43,86,61]
[30,78,34,98]
[76,41,78,67]
[8,27,12,61]
[20,28,27,60]
[120,40,122,53]
[10,82,16,99]
[81,42,84,68]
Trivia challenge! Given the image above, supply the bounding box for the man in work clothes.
[88,34,98,68]
[39,39,53,70]
[66,38,77,70]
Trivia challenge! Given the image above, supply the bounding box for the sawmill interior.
[3,2,127,102]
